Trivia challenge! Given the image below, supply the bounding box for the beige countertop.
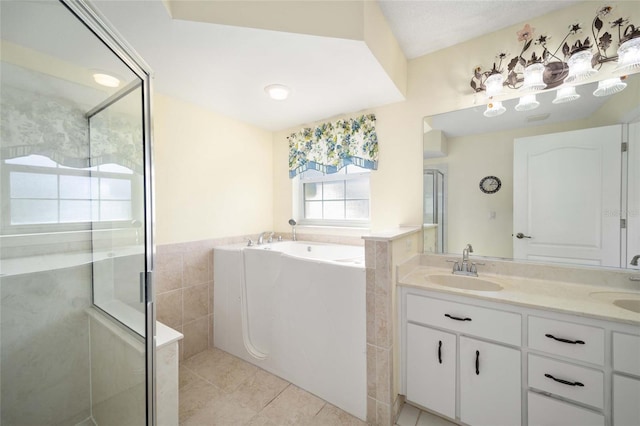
[399,265,640,326]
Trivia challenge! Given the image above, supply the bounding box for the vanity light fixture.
[593,76,627,97]
[515,94,540,111]
[264,84,291,101]
[483,101,506,118]
[93,73,120,88]
[470,5,638,117]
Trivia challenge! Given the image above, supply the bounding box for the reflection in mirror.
[423,74,640,270]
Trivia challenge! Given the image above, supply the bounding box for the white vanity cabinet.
[459,336,521,426]
[400,285,640,426]
[406,323,456,419]
[403,292,521,425]
[612,333,640,426]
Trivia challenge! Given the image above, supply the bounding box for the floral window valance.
[288,113,378,178]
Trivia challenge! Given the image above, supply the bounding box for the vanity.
[398,255,640,426]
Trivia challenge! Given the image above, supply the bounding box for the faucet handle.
[446,260,461,272]
[247,239,253,247]
[470,262,485,274]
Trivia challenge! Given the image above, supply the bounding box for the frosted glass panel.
[10,172,57,198]
[346,200,369,219]
[346,178,368,199]
[100,201,131,221]
[11,199,58,224]
[100,178,131,200]
[323,181,344,200]
[324,201,344,219]
[60,200,92,222]
[60,175,98,199]
[305,201,322,219]
[304,182,322,200]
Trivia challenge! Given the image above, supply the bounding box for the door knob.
[516,233,532,239]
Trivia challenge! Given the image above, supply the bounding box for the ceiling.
[5,1,579,131]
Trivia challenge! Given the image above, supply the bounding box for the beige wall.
[272,1,639,236]
[154,94,274,245]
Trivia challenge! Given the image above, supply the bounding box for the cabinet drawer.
[528,354,604,409]
[528,316,604,365]
[613,332,640,376]
[528,391,604,426]
[406,294,521,346]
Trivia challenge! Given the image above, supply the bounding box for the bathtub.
[213,241,366,420]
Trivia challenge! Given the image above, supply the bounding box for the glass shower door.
[0,0,155,424]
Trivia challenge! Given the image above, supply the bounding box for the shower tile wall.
[0,265,92,425]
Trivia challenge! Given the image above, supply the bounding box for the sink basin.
[426,274,503,292]
[589,292,640,314]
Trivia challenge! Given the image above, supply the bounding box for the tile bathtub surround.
[156,232,369,360]
[180,347,366,425]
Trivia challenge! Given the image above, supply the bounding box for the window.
[2,155,134,231]
[297,165,370,226]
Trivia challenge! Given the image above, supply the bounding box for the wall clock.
[479,176,501,194]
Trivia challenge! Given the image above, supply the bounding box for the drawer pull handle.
[544,373,584,387]
[545,334,585,345]
[445,313,472,321]
[438,340,442,364]
[475,350,480,375]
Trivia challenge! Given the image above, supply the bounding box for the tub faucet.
[267,232,275,244]
[257,232,270,245]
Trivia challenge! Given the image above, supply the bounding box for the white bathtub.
[213,241,366,420]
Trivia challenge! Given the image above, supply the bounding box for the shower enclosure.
[0,0,155,424]
[424,169,446,253]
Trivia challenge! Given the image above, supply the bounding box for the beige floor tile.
[179,366,204,390]
[229,368,289,412]
[179,379,222,423]
[182,348,258,393]
[260,385,326,425]
[311,403,367,426]
[181,392,257,426]
[244,414,279,426]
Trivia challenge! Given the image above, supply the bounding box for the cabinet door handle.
[475,350,480,375]
[438,340,442,364]
[545,334,585,345]
[445,313,472,322]
[544,373,584,387]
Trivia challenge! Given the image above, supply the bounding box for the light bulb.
[264,84,291,100]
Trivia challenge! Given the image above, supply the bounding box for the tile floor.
[395,403,457,426]
[179,348,367,425]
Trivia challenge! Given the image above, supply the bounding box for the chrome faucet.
[257,231,269,245]
[631,255,640,266]
[448,244,483,277]
[267,232,275,244]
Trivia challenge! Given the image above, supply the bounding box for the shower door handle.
[140,272,145,304]
[516,233,532,239]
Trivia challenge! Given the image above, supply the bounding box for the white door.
[460,336,521,426]
[514,125,622,267]
[406,323,456,419]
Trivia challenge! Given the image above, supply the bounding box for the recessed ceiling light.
[264,84,291,101]
[93,73,120,88]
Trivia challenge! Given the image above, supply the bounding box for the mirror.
[423,74,640,269]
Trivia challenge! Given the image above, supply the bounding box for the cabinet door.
[613,374,640,426]
[460,336,521,426]
[406,323,456,419]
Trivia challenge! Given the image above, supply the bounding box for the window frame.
[1,159,136,235]
[295,166,371,228]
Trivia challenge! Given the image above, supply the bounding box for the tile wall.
[155,233,365,361]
